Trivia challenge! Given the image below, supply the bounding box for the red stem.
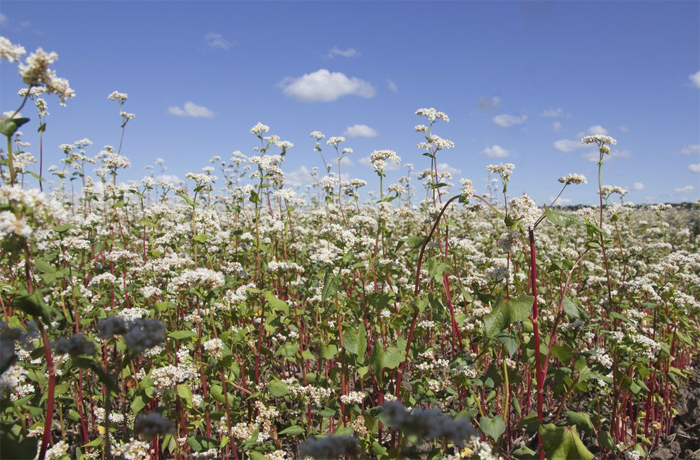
[528,229,545,460]
[37,321,55,460]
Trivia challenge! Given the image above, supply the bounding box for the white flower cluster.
[631,334,661,360]
[265,450,288,460]
[487,163,515,182]
[0,186,67,241]
[108,91,129,102]
[600,185,628,197]
[150,349,198,391]
[509,194,539,229]
[242,400,278,442]
[459,178,475,201]
[96,146,131,172]
[202,338,224,359]
[340,391,366,405]
[309,130,325,140]
[558,173,588,185]
[0,363,33,400]
[369,149,401,172]
[415,107,450,123]
[591,347,613,368]
[582,134,617,146]
[250,122,270,136]
[44,440,69,460]
[112,438,151,460]
[168,268,225,291]
[186,172,216,185]
[428,134,455,150]
[465,436,503,459]
[286,381,333,406]
[327,136,345,147]
[0,211,32,239]
[117,307,149,322]
[0,37,26,63]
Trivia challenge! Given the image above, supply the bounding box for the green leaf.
[177,192,195,207]
[406,236,427,249]
[551,344,574,365]
[33,259,56,274]
[53,224,75,234]
[322,271,342,301]
[515,412,540,433]
[562,296,580,319]
[381,346,405,370]
[278,425,304,436]
[0,117,30,137]
[131,395,148,414]
[187,436,220,453]
[249,452,268,460]
[539,424,594,460]
[545,206,582,227]
[321,343,338,360]
[371,441,389,456]
[483,295,534,338]
[276,343,299,358]
[344,323,367,359]
[479,415,506,441]
[264,291,289,314]
[177,384,193,405]
[0,431,38,460]
[565,411,595,433]
[268,380,289,397]
[192,234,210,243]
[333,427,354,437]
[83,437,104,448]
[12,291,52,322]
[369,342,384,380]
[168,330,196,340]
[597,430,615,450]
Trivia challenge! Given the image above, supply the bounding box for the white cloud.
[587,125,608,135]
[358,156,401,171]
[478,96,501,110]
[482,145,509,158]
[205,33,233,50]
[553,121,563,131]
[340,156,354,167]
[386,79,398,93]
[689,70,700,89]
[553,139,582,153]
[542,107,562,117]
[278,69,376,102]
[675,185,695,194]
[168,101,216,118]
[688,163,700,173]
[343,124,378,138]
[285,166,313,187]
[156,174,184,185]
[582,152,600,162]
[619,125,629,133]
[492,113,527,127]
[550,196,572,205]
[436,162,462,176]
[326,46,360,58]
[0,13,7,26]
[632,182,645,191]
[681,144,700,155]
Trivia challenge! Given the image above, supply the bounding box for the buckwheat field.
[1,34,699,460]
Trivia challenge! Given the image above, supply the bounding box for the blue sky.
[1,1,699,205]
